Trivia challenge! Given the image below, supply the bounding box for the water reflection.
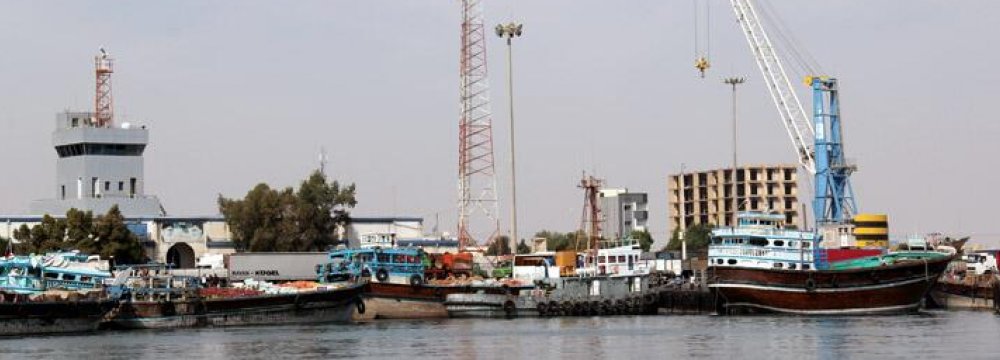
[0,312,997,359]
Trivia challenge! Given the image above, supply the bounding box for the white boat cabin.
[708,212,818,271]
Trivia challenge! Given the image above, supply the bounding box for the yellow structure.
[853,214,889,248]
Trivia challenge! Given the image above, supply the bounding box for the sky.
[0,1,997,249]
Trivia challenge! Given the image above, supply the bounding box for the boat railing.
[713,227,815,239]
[709,245,815,261]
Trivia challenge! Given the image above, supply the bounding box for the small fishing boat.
[928,251,997,310]
[444,241,656,318]
[708,212,953,315]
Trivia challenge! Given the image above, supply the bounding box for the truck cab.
[964,250,998,275]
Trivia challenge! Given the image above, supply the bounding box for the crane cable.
[693,0,711,77]
[755,0,824,80]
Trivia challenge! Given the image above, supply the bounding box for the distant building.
[668,164,801,235]
[599,188,649,240]
[344,217,424,248]
[0,215,426,268]
[31,111,164,217]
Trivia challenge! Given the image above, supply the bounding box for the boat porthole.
[727,259,737,265]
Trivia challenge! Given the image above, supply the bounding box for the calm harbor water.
[2,311,999,359]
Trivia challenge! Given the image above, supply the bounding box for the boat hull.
[102,300,204,329]
[201,284,365,327]
[709,256,951,315]
[357,283,519,320]
[928,280,995,311]
[0,299,113,336]
[444,293,529,318]
[105,284,365,329]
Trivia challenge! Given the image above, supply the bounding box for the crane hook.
[695,56,710,78]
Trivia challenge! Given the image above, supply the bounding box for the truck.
[964,250,999,276]
[225,252,329,282]
[423,252,474,280]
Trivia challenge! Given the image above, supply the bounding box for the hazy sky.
[1,1,997,248]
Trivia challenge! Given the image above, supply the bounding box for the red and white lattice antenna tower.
[457,0,501,252]
[94,47,114,127]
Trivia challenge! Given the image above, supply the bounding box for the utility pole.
[496,22,523,257]
[679,163,686,260]
[724,77,745,227]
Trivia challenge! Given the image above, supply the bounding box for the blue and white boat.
[0,251,111,294]
[0,251,115,335]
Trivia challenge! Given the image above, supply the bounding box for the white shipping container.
[226,252,329,282]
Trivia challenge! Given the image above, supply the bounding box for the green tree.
[92,205,146,265]
[630,229,654,252]
[533,230,586,252]
[517,239,531,254]
[485,235,512,256]
[665,223,714,251]
[65,208,95,252]
[219,170,357,252]
[14,215,67,254]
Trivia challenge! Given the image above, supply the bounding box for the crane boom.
[730,0,815,174]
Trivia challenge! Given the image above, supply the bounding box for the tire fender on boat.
[355,297,366,314]
[805,277,817,292]
[536,301,548,316]
[503,300,516,317]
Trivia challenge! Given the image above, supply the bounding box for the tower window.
[119,181,124,191]
[105,181,110,191]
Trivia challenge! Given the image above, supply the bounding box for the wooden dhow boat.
[708,212,953,315]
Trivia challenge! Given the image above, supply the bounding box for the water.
[2,311,999,359]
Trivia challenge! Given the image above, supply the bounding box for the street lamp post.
[724,77,745,227]
[496,22,523,259]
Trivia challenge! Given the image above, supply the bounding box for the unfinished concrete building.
[668,164,802,235]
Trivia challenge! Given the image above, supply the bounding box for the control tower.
[31,49,164,217]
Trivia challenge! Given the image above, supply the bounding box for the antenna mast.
[94,48,114,128]
[576,174,603,254]
[457,0,501,252]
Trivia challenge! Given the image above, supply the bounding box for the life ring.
[355,297,366,314]
[644,293,657,306]
[409,274,424,287]
[375,268,389,282]
[805,278,817,292]
[536,302,548,316]
[502,300,516,317]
